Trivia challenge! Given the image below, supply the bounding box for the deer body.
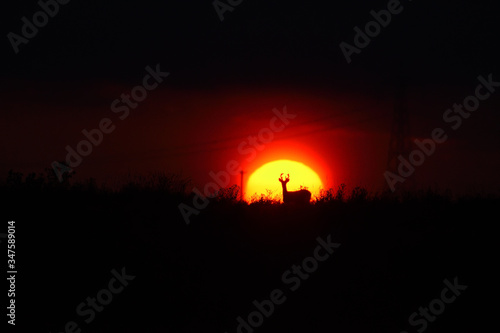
[279,173,311,204]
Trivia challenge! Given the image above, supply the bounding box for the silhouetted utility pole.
[386,77,415,192]
[240,170,245,201]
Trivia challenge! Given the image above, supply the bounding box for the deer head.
[278,173,290,184]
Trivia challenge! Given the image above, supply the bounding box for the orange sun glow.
[245,159,323,202]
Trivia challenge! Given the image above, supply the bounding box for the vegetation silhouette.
[2,169,496,332]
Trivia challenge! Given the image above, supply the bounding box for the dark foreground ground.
[2,173,497,332]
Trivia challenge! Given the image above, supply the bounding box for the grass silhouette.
[2,169,497,332]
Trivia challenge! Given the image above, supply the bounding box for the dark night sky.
[1,0,500,194]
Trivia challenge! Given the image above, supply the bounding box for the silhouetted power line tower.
[385,78,415,192]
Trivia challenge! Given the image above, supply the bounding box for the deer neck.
[281,183,288,194]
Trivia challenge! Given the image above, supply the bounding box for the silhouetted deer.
[278,173,311,204]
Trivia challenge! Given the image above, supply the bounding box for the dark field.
[3,171,496,332]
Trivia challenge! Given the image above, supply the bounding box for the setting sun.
[245,159,323,202]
